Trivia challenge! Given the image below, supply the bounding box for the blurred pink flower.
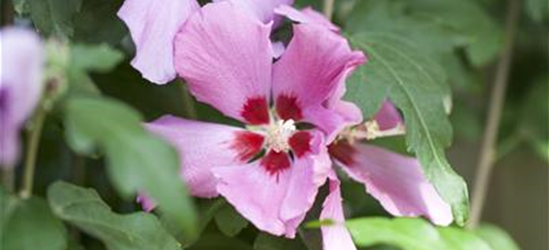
[0,28,44,168]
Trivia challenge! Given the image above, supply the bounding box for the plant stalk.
[20,107,47,199]
[467,0,521,229]
[323,0,335,19]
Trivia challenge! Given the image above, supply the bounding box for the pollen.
[265,119,296,152]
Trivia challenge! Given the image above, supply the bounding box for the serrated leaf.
[3,196,67,250]
[214,203,249,237]
[346,217,493,250]
[28,0,83,37]
[345,32,469,225]
[64,96,197,238]
[474,224,521,250]
[47,181,181,250]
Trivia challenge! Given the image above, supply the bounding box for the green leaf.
[47,181,181,250]
[73,0,127,45]
[66,43,124,95]
[474,224,521,250]
[64,96,197,238]
[408,0,504,66]
[28,0,83,37]
[3,196,67,250]
[346,32,469,225]
[526,0,549,22]
[214,203,249,237]
[70,44,124,73]
[346,0,503,66]
[347,217,493,250]
[253,233,308,250]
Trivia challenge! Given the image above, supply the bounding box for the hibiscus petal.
[330,143,453,226]
[274,5,340,32]
[272,24,365,141]
[214,0,293,26]
[174,1,273,124]
[373,100,403,130]
[320,173,357,250]
[146,115,264,198]
[117,0,199,84]
[0,28,43,167]
[213,145,330,237]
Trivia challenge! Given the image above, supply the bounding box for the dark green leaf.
[254,233,308,250]
[474,224,521,250]
[3,196,67,250]
[346,32,469,225]
[408,0,504,66]
[64,96,197,238]
[47,181,181,250]
[347,217,492,250]
[214,203,249,237]
[28,0,83,37]
[73,0,127,45]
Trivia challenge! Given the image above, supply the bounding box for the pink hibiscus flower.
[127,0,453,249]
[0,28,44,168]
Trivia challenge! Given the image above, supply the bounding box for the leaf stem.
[467,0,521,229]
[20,107,48,199]
[323,0,335,19]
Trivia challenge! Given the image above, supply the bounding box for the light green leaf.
[70,44,124,72]
[438,227,492,250]
[28,0,83,37]
[214,203,249,237]
[346,32,469,225]
[47,181,181,250]
[66,43,123,95]
[64,96,197,238]
[3,196,67,250]
[474,224,521,250]
[347,217,493,250]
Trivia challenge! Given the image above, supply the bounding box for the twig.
[467,0,521,229]
[323,0,335,19]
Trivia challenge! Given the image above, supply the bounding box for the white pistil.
[266,119,296,152]
[363,120,406,140]
[338,120,406,143]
